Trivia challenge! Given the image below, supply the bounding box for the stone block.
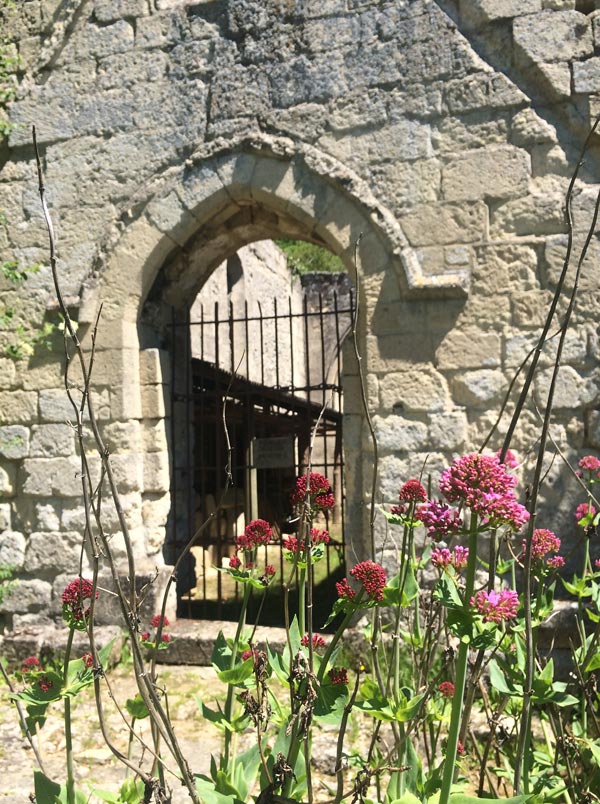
[22,456,98,497]
[472,244,539,296]
[0,358,16,389]
[379,368,450,413]
[139,349,171,385]
[378,452,447,502]
[533,62,572,99]
[142,493,171,528]
[0,503,11,531]
[142,420,169,453]
[39,389,78,423]
[25,531,88,574]
[0,463,16,498]
[30,423,75,457]
[371,158,441,210]
[102,420,142,453]
[143,452,170,493]
[511,109,557,146]
[0,390,38,424]
[452,370,506,408]
[514,11,593,64]
[0,531,25,568]
[20,357,66,390]
[436,331,501,370]
[94,0,148,22]
[512,290,555,327]
[74,19,135,61]
[442,147,530,202]
[586,409,600,448]
[490,179,568,237]
[0,425,30,459]
[534,366,598,409]
[444,72,526,114]
[432,112,508,155]
[0,578,52,613]
[141,384,168,419]
[460,0,542,22]
[111,384,143,420]
[35,502,61,531]
[61,503,87,531]
[573,56,600,93]
[402,201,487,246]
[108,453,144,494]
[428,410,469,451]
[372,415,429,453]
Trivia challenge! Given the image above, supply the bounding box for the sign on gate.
[252,436,296,469]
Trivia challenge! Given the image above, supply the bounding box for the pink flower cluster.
[399,479,427,503]
[141,613,172,645]
[470,589,519,624]
[335,577,356,601]
[438,681,455,699]
[417,500,463,541]
[524,528,561,561]
[235,519,273,550]
[21,656,41,675]
[579,455,600,473]
[62,578,98,625]
[431,545,469,571]
[290,472,335,511]
[575,502,597,527]
[440,453,528,531]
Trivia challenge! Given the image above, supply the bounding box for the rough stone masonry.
[0,0,599,629]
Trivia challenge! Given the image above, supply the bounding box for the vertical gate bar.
[214,301,222,618]
[199,306,208,613]
[274,297,280,391]
[318,290,332,575]
[258,301,265,387]
[288,296,295,399]
[185,306,193,617]
[169,306,178,598]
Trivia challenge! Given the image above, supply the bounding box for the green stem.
[223,581,252,771]
[317,590,365,685]
[63,627,76,804]
[298,566,306,638]
[439,516,479,804]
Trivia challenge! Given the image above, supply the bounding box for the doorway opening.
[166,240,354,626]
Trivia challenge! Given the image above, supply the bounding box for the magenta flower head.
[62,578,98,630]
[431,546,469,571]
[440,453,516,504]
[523,528,561,561]
[481,492,530,531]
[575,502,597,527]
[21,656,41,675]
[438,681,455,699]
[301,633,326,650]
[291,472,335,511]
[151,614,169,629]
[496,449,519,469]
[236,519,273,550]
[350,560,387,602]
[416,499,463,540]
[328,667,348,685]
[470,588,519,624]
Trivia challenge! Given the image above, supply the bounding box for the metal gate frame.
[167,284,354,623]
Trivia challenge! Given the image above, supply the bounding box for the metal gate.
[168,277,354,625]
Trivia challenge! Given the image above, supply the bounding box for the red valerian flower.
[141,631,150,642]
[38,676,53,693]
[335,578,356,601]
[228,555,242,568]
[328,667,348,685]
[301,633,327,650]
[290,472,335,510]
[21,656,41,674]
[431,546,469,571]
[62,578,98,627]
[470,589,519,624]
[236,519,273,550]
[547,556,565,569]
[416,500,463,540]
[151,614,169,629]
[264,564,276,576]
[522,528,561,561]
[82,653,93,668]
[575,502,596,526]
[496,449,519,469]
[350,560,387,602]
[398,479,427,503]
[241,648,258,662]
[438,681,455,699]
[161,634,171,643]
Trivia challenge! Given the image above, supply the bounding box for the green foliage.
[0,563,16,605]
[275,238,345,275]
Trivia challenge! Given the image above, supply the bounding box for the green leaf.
[383,566,419,608]
[125,694,150,720]
[195,775,244,804]
[314,678,349,725]
[433,576,464,610]
[393,691,425,723]
[211,631,232,672]
[389,795,421,804]
[217,659,255,685]
[33,772,87,804]
[12,670,63,706]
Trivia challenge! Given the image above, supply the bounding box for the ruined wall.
[0,0,599,626]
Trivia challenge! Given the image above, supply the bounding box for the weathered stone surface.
[401,203,486,246]
[452,370,506,408]
[372,415,429,453]
[0,531,25,568]
[108,453,144,494]
[587,409,600,448]
[103,420,142,453]
[512,290,555,327]
[472,244,539,296]
[572,57,600,93]
[139,349,171,386]
[0,463,16,498]
[379,368,450,413]
[142,420,169,453]
[0,391,38,424]
[0,578,52,613]
[25,531,89,574]
[35,502,61,531]
[428,410,469,451]
[143,452,170,493]
[490,177,568,237]
[0,503,11,531]
[534,366,598,409]
[442,147,530,202]
[38,389,78,423]
[30,423,75,457]
[95,0,148,22]
[462,0,542,22]
[0,425,29,459]
[21,457,98,497]
[511,108,557,146]
[513,11,593,64]
[444,72,526,113]
[436,331,501,369]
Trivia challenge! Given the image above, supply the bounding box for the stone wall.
[0,0,599,626]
